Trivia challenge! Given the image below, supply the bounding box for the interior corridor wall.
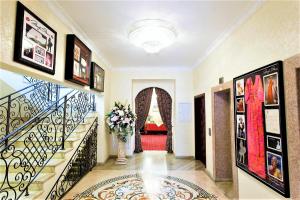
[0,0,112,163]
[193,1,300,199]
[110,68,194,157]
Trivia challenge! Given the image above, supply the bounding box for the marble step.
[18,190,43,200]
[0,158,65,173]
[0,172,55,192]
[2,147,73,159]
[13,136,80,149]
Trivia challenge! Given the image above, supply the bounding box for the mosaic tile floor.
[74,173,217,200]
[64,152,231,200]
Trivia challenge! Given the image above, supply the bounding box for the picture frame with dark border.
[65,34,91,85]
[90,62,105,92]
[14,1,57,75]
[233,61,290,197]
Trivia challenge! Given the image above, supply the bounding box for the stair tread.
[0,172,55,183]
[5,147,73,154]
[16,135,81,142]
[0,158,65,167]
[36,119,94,126]
[20,190,43,200]
[21,127,87,135]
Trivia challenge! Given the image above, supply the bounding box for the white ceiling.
[55,1,260,69]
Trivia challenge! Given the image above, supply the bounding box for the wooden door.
[194,94,206,166]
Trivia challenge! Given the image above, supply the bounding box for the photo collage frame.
[64,34,105,90]
[13,2,105,92]
[233,61,290,197]
[14,1,57,75]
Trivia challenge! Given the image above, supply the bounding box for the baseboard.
[215,178,233,182]
[97,155,110,165]
[175,155,195,159]
[204,169,215,181]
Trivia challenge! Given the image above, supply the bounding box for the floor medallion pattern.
[73,174,217,200]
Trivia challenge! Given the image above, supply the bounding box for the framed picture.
[263,73,279,106]
[236,114,246,140]
[90,62,105,92]
[267,135,282,152]
[233,61,289,197]
[235,78,244,96]
[65,34,91,85]
[237,139,247,166]
[265,109,280,134]
[267,151,283,182]
[236,97,245,113]
[14,1,57,75]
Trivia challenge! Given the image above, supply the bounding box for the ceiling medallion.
[128,19,177,53]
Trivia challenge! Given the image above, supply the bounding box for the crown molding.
[111,66,193,72]
[191,0,264,69]
[45,1,112,69]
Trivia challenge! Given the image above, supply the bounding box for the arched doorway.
[134,87,173,153]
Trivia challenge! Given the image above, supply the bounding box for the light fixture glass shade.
[128,19,177,53]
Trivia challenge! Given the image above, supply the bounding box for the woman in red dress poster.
[245,75,266,179]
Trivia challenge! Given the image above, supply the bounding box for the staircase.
[0,77,98,200]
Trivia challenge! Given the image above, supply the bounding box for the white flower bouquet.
[106,102,136,142]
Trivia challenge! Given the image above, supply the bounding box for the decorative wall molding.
[111,66,193,72]
[45,1,112,69]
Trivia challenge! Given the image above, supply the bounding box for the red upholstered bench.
[144,123,167,134]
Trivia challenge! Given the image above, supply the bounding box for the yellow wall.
[193,1,300,199]
[0,0,112,163]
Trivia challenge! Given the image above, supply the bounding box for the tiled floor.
[63,151,233,199]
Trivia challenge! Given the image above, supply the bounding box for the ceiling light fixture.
[128,19,177,53]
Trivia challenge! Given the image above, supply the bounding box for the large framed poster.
[65,34,91,85]
[14,1,57,75]
[233,61,290,197]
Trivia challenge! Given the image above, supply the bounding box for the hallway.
[63,152,231,199]
[1,1,299,199]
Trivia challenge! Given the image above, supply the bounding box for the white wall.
[0,0,112,163]
[109,68,194,157]
[0,69,29,97]
[193,1,300,199]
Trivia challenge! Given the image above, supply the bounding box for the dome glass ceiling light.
[128,19,177,53]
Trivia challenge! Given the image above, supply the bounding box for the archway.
[134,87,173,153]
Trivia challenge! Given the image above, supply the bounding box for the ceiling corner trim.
[191,0,264,70]
[111,66,193,72]
[45,1,112,69]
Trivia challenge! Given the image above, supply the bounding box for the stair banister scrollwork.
[46,118,98,200]
[0,80,61,143]
[0,79,96,200]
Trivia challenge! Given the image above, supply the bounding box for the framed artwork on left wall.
[14,1,57,75]
[65,34,92,85]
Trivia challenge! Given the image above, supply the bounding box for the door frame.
[211,80,238,199]
[194,93,206,166]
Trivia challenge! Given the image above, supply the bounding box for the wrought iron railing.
[46,118,97,200]
[0,87,96,200]
[0,80,61,142]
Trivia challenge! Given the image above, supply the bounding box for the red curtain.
[155,88,173,153]
[134,88,153,153]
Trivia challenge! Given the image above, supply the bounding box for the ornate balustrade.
[46,118,98,200]
[0,80,60,142]
[0,87,96,200]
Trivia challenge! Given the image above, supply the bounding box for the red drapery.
[155,88,173,153]
[134,88,153,153]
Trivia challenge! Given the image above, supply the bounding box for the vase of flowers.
[106,102,136,164]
